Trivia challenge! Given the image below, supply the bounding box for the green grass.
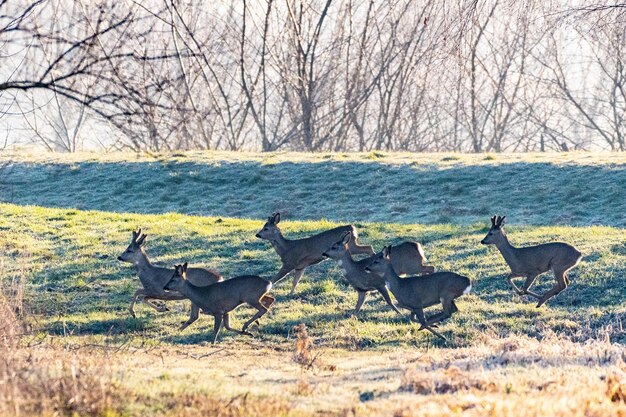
[0,200,624,348]
[2,151,626,416]
[2,151,626,226]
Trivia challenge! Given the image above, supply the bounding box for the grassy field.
[1,151,626,416]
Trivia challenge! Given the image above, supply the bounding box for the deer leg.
[180,303,200,331]
[242,300,268,333]
[520,275,542,299]
[411,308,447,341]
[260,295,275,309]
[252,295,275,327]
[290,269,305,295]
[223,313,248,336]
[536,269,568,308]
[272,265,293,284]
[144,290,186,312]
[143,298,170,312]
[354,291,367,314]
[376,286,402,315]
[506,273,525,294]
[426,299,458,326]
[211,315,223,344]
[129,289,145,318]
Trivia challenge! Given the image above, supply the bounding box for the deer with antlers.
[481,215,582,307]
[118,229,222,325]
[256,212,374,294]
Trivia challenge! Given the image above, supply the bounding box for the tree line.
[0,0,625,152]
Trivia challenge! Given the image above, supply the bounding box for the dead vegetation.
[293,323,315,369]
[0,266,123,417]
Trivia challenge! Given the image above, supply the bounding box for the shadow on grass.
[3,159,626,226]
[44,316,150,336]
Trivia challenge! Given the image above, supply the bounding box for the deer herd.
[118,213,582,343]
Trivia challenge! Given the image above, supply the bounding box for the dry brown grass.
[391,335,626,417]
[0,261,124,417]
[150,392,295,417]
[293,323,314,368]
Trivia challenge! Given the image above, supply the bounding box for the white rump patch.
[463,284,472,295]
[266,281,273,292]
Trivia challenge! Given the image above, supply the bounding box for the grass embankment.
[0,151,625,416]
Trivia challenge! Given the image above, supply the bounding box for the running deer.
[165,263,275,343]
[117,229,222,322]
[481,215,582,308]
[322,232,401,315]
[372,241,435,276]
[364,246,471,341]
[256,212,374,294]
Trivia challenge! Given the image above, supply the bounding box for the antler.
[135,233,147,246]
[131,228,142,243]
[496,215,506,227]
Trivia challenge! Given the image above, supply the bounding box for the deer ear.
[273,212,281,224]
[182,262,188,272]
[342,231,351,245]
[490,216,496,226]
[382,246,391,259]
[499,216,506,226]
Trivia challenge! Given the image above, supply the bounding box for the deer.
[322,232,401,315]
[256,212,375,294]
[364,246,472,341]
[372,241,435,276]
[165,263,275,343]
[117,229,222,326]
[480,215,582,308]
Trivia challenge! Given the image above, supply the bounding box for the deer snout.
[321,252,328,258]
[480,239,487,245]
[117,256,124,261]
[255,233,261,238]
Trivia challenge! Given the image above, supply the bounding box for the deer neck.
[134,249,156,275]
[337,251,356,276]
[269,232,291,258]
[494,234,519,267]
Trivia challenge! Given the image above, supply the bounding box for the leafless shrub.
[293,323,314,367]
[2,1,626,152]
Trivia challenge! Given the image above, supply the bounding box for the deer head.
[322,231,351,259]
[255,212,281,241]
[481,215,506,245]
[165,262,188,291]
[364,246,391,275]
[118,228,147,263]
